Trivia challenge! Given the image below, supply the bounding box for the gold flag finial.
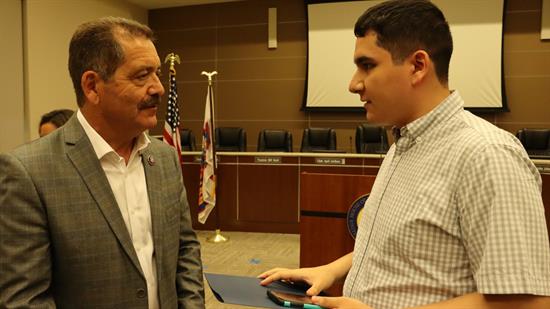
[164,53,181,70]
[201,71,218,86]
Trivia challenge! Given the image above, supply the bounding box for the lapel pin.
[147,155,155,166]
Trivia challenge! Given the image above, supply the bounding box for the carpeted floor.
[196,230,300,309]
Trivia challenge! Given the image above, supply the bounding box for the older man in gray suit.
[0,17,204,308]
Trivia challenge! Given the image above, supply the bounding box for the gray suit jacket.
[0,116,205,308]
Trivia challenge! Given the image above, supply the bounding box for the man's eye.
[136,73,149,80]
[362,63,375,70]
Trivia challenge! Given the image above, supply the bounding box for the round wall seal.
[347,193,369,239]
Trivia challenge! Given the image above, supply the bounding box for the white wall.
[24,0,147,141]
[0,0,25,152]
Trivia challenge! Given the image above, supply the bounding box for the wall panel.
[150,0,550,152]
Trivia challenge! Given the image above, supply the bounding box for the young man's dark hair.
[354,0,453,84]
[68,17,154,107]
[39,109,74,128]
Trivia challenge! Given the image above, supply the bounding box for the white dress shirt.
[77,110,159,309]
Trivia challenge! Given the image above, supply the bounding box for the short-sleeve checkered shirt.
[343,91,550,309]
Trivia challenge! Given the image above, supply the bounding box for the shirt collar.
[76,110,150,160]
[392,90,463,143]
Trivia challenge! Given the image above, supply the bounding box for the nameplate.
[315,158,345,165]
[255,156,282,164]
[194,156,202,163]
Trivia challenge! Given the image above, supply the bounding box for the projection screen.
[304,0,507,111]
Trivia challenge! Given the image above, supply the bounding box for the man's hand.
[259,253,353,297]
[311,296,373,309]
[258,266,336,296]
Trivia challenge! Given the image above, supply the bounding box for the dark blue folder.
[205,273,317,308]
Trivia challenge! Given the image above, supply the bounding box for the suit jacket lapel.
[63,116,144,276]
[141,147,164,281]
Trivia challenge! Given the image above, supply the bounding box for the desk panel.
[300,173,376,213]
[217,161,238,229]
[238,164,299,224]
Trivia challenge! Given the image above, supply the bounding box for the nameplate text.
[315,158,345,165]
[255,156,282,164]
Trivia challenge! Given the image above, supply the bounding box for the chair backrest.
[215,127,247,152]
[355,124,389,154]
[257,129,293,152]
[516,128,550,155]
[300,128,337,152]
[180,129,196,151]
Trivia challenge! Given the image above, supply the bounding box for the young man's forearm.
[323,252,353,283]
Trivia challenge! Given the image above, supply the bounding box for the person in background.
[259,1,550,308]
[38,109,74,137]
[0,17,205,308]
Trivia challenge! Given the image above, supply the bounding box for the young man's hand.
[258,265,336,296]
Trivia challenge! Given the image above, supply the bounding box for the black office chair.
[300,128,337,152]
[355,124,389,154]
[215,127,247,152]
[257,129,293,152]
[180,129,196,151]
[516,128,550,157]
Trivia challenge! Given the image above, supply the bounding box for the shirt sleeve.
[456,143,550,295]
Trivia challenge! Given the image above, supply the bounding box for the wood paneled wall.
[149,0,550,152]
[498,0,550,133]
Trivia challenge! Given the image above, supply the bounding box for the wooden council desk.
[182,152,382,232]
[181,152,550,239]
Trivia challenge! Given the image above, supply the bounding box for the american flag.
[162,66,183,164]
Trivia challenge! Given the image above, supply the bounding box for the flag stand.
[207,228,229,243]
[201,71,229,244]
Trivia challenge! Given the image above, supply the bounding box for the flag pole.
[201,71,218,170]
[162,53,183,164]
[201,71,228,243]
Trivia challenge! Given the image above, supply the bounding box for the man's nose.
[149,74,165,96]
[349,75,363,94]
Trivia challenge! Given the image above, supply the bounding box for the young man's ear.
[409,50,429,86]
[81,71,101,105]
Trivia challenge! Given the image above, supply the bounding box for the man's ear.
[409,50,429,86]
[81,71,101,105]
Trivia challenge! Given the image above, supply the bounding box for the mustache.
[138,95,161,110]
